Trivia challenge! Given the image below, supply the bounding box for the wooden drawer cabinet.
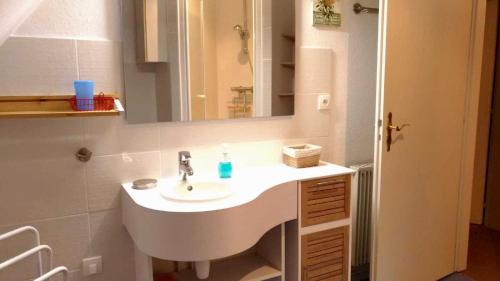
[301,175,350,227]
[301,226,349,281]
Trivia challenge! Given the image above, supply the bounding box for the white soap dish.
[132,179,158,190]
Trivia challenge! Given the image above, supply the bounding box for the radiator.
[350,163,374,267]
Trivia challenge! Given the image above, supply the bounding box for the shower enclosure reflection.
[122,0,295,123]
[188,0,255,120]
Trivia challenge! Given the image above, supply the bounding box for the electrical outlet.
[318,94,331,110]
[82,256,102,276]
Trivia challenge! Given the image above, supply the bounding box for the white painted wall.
[0,0,378,280]
[0,0,44,46]
[344,0,378,165]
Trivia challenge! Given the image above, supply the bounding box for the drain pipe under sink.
[194,261,210,279]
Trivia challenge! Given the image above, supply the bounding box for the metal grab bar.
[353,3,379,14]
[0,245,53,272]
[34,266,69,281]
[0,226,43,276]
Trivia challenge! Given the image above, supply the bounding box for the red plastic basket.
[69,93,115,111]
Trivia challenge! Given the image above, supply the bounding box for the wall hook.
[76,147,93,162]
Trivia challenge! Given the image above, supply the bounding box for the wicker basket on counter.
[282,144,322,168]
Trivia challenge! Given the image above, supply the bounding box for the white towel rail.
[0,226,69,281]
[0,245,52,271]
[34,266,69,281]
[0,226,43,275]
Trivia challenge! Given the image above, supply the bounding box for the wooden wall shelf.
[0,95,123,119]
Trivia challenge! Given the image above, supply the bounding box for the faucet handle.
[179,151,191,162]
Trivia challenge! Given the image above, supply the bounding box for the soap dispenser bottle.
[218,143,232,178]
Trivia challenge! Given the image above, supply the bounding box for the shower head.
[233,24,249,40]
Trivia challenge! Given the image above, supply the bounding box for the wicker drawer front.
[301,227,349,281]
[301,176,350,227]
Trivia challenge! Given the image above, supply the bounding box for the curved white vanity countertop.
[122,161,354,262]
[122,161,354,213]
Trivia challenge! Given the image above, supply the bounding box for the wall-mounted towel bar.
[353,3,379,14]
[0,226,69,281]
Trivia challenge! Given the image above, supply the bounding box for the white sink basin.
[160,179,233,202]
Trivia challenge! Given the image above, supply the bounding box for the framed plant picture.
[314,0,341,26]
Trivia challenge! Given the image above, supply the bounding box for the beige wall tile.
[0,1,376,281]
[0,158,87,226]
[85,209,135,281]
[0,118,84,162]
[158,118,297,150]
[86,151,161,212]
[0,215,91,281]
[84,117,159,156]
[293,94,331,138]
[295,47,333,94]
[161,137,332,178]
[36,270,81,281]
[0,37,77,95]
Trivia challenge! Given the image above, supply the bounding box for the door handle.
[386,112,409,152]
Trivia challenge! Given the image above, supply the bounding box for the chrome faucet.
[178,151,194,181]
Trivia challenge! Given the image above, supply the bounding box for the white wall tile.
[84,117,159,156]
[0,37,77,95]
[0,215,91,281]
[77,40,124,96]
[86,151,161,212]
[14,0,122,41]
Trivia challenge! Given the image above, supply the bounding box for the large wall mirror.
[122,0,295,123]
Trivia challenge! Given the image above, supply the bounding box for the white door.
[373,0,474,280]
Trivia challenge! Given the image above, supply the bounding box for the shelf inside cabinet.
[172,254,281,281]
[0,94,123,118]
[280,62,295,69]
[278,93,295,97]
[281,34,295,42]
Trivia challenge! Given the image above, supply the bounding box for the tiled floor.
[464,224,500,281]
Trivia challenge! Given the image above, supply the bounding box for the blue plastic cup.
[74,80,94,111]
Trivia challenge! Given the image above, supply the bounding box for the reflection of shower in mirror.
[234,0,253,73]
[233,24,249,42]
[121,0,296,123]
